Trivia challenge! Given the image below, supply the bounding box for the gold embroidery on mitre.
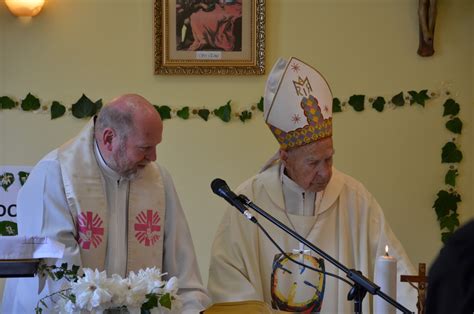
[268,94,332,150]
[293,76,313,97]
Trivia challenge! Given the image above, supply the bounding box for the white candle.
[374,245,397,314]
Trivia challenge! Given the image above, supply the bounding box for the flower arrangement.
[36,263,181,314]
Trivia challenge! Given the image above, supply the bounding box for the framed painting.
[154,0,265,75]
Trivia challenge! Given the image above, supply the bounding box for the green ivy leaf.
[372,97,386,112]
[176,106,190,120]
[433,190,461,220]
[443,98,460,116]
[55,271,64,280]
[159,293,172,309]
[18,171,29,186]
[441,142,463,163]
[21,93,41,111]
[445,169,458,187]
[0,96,16,109]
[348,95,365,112]
[214,100,232,122]
[50,101,66,120]
[197,109,210,121]
[257,97,264,112]
[71,94,101,118]
[239,110,252,123]
[391,92,405,107]
[441,231,453,244]
[445,117,462,134]
[332,98,342,113]
[154,105,171,120]
[439,212,459,232]
[71,265,80,276]
[96,100,103,112]
[0,221,18,236]
[408,90,430,107]
[142,293,158,310]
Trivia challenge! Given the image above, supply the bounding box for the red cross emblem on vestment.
[77,211,104,250]
[134,209,161,247]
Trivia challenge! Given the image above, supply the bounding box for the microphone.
[211,178,257,223]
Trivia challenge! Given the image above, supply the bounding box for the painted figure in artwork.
[176,0,242,51]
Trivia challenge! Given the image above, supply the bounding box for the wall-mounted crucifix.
[418,0,437,56]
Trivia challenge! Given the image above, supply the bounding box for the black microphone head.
[211,178,227,194]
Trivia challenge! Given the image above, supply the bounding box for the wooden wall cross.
[400,263,428,314]
[418,0,437,56]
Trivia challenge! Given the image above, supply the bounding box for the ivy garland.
[0,90,463,242]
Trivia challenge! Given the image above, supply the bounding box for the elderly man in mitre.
[207,57,417,312]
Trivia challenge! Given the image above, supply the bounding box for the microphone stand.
[237,194,413,314]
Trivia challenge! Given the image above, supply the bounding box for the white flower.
[137,267,165,294]
[1,174,13,185]
[38,266,181,314]
[163,277,178,295]
[53,296,78,314]
[123,271,148,308]
[64,300,77,313]
[107,274,128,308]
[71,268,113,311]
[150,298,182,314]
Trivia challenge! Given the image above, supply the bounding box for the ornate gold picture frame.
[154,0,265,75]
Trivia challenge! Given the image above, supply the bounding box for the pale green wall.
[0,0,473,301]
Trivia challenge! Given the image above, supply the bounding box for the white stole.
[57,119,165,273]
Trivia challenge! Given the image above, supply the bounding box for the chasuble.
[208,162,416,313]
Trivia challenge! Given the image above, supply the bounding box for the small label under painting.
[196,51,222,60]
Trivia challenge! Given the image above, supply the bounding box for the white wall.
[0,0,473,301]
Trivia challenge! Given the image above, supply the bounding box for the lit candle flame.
[385,245,389,256]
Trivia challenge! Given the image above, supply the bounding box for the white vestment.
[208,162,416,313]
[2,121,211,314]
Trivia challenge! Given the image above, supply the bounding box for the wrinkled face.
[108,119,162,180]
[281,137,334,192]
